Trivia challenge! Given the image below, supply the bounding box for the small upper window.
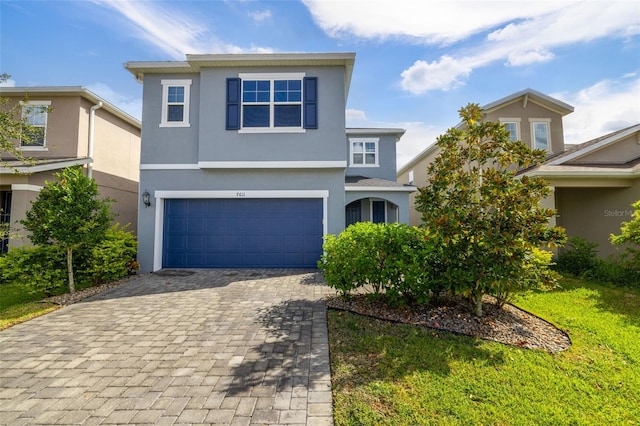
[350,138,379,167]
[21,101,50,149]
[408,170,414,185]
[530,119,551,152]
[499,118,520,142]
[161,79,191,127]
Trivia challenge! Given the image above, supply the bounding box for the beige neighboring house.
[398,88,640,258]
[0,87,141,253]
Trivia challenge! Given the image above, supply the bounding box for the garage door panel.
[163,198,322,268]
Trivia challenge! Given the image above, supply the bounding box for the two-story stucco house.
[398,88,640,258]
[0,87,141,253]
[125,53,415,272]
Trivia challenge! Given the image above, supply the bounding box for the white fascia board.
[140,164,199,170]
[345,186,417,192]
[154,190,329,199]
[11,184,43,192]
[547,125,640,165]
[0,158,92,174]
[197,161,347,169]
[523,169,640,179]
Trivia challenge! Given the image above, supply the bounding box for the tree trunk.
[67,247,75,294]
[471,290,483,316]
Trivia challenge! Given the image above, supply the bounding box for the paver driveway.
[0,269,335,425]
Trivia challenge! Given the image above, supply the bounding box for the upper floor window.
[227,74,317,132]
[499,118,521,142]
[21,101,50,149]
[350,138,379,167]
[160,79,191,127]
[530,119,551,152]
[408,170,414,185]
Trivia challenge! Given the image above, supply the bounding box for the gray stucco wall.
[137,168,345,272]
[196,66,346,163]
[346,133,398,181]
[140,74,201,164]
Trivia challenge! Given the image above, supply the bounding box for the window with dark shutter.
[303,77,317,129]
[226,78,241,130]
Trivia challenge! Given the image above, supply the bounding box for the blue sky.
[1,0,639,168]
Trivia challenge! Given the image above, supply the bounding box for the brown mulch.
[325,293,571,353]
[42,277,135,306]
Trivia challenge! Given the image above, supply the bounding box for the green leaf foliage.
[20,166,114,292]
[82,224,139,285]
[0,245,67,296]
[610,200,640,268]
[319,222,441,305]
[414,103,566,315]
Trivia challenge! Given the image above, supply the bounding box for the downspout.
[88,101,103,179]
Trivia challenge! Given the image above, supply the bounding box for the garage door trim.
[152,190,329,271]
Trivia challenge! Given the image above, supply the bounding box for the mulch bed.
[325,294,571,353]
[42,276,135,306]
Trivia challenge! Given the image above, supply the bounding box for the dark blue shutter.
[226,78,241,130]
[303,77,317,129]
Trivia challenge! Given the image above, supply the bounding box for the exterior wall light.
[142,190,151,207]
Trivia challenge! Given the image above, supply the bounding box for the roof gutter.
[88,101,103,179]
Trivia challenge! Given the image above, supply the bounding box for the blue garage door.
[163,198,323,268]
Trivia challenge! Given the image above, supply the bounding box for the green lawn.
[0,282,59,330]
[328,277,640,425]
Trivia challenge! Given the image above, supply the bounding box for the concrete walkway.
[0,269,335,425]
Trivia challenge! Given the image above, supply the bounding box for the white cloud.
[401,56,473,93]
[303,0,560,44]
[553,76,640,145]
[345,108,368,123]
[304,1,639,94]
[0,78,16,87]
[86,82,143,121]
[93,1,272,59]
[249,9,272,22]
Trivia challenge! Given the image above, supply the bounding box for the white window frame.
[20,101,50,151]
[499,117,521,142]
[349,137,379,167]
[529,118,551,152]
[160,79,191,128]
[238,72,306,134]
[408,170,414,185]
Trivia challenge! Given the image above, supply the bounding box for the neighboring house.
[523,124,640,258]
[125,52,415,272]
[397,88,640,258]
[0,87,141,253]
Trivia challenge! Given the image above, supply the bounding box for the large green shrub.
[610,200,640,270]
[318,222,440,305]
[555,236,600,277]
[414,104,565,315]
[76,224,139,285]
[0,245,67,296]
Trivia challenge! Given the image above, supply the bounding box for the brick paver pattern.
[0,269,335,425]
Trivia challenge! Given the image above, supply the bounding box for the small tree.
[610,200,640,268]
[21,166,113,293]
[415,103,565,316]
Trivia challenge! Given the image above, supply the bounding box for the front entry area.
[162,198,323,268]
[345,198,399,227]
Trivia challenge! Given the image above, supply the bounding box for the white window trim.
[20,100,51,150]
[160,79,191,128]
[408,170,414,185]
[151,189,328,271]
[349,137,379,167]
[529,118,551,152]
[499,117,521,142]
[238,72,306,133]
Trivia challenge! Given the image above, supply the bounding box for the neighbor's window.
[160,79,191,127]
[500,118,520,142]
[350,138,379,167]
[21,101,50,149]
[530,119,551,151]
[239,73,304,131]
